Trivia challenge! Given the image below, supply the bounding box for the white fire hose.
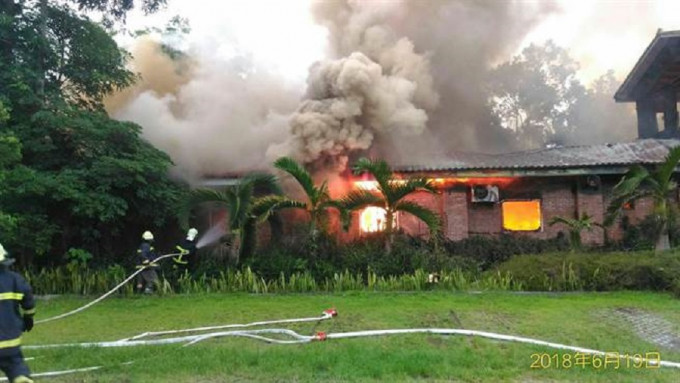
[36,253,181,324]
[122,309,338,341]
[24,307,680,377]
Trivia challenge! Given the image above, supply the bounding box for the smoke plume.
[270,0,560,171]
[268,0,440,171]
[107,38,300,180]
[113,0,650,179]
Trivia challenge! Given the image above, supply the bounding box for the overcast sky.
[120,0,680,85]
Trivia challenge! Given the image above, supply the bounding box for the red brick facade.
[347,176,667,245]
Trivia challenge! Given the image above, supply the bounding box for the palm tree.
[605,146,680,251]
[273,156,342,239]
[180,173,303,262]
[341,158,441,253]
[549,213,595,251]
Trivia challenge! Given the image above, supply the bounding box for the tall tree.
[273,157,342,239]
[488,41,584,149]
[605,146,680,251]
[341,158,441,254]
[0,0,185,265]
[180,174,303,262]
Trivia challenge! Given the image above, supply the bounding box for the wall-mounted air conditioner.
[471,185,499,203]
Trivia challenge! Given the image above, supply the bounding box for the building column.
[663,89,678,134]
[636,99,658,138]
[444,187,468,241]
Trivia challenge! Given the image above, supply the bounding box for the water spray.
[196,223,227,249]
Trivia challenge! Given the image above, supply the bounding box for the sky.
[120,0,680,86]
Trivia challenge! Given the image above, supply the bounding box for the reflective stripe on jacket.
[0,269,35,353]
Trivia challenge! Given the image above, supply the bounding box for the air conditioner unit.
[583,175,601,190]
[471,185,499,203]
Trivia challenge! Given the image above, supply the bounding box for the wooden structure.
[615,30,680,138]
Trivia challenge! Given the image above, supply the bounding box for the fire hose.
[35,252,181,324]
[24,308,680,371]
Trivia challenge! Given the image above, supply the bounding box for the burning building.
[200,30,680,246]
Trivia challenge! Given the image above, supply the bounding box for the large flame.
[501,200,542,231]
[353,177,517,191]
[360,207,388,233]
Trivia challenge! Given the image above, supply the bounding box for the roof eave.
[614,30,680,102]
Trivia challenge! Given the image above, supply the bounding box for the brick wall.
[534,183,577,240]
[398,191,442,239]
[343,175,663,244]
[444,189,469,240]
[468,202,501,235]
[576,188,605,244]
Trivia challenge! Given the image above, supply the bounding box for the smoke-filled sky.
[108,0,680,179]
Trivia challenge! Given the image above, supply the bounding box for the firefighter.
[173,228,198,272]
[136,231,159,294]
[0,243,35,383]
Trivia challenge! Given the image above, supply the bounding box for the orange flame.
[501,200,541,231]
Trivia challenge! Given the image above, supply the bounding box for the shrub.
[494,251,680,291]
[444,234,570,270]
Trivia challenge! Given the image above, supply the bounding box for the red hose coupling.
[324,308,338,317]
[315,331,327,341]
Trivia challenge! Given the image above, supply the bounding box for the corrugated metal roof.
[394,139,680,172]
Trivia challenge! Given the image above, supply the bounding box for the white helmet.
[0,243,14,266]
[187,228,198,241]
[142,231,154,241]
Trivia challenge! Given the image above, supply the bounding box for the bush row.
[25,266,522,295]
[494,251,680,292]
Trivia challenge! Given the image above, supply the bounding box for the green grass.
[21,291,680,382]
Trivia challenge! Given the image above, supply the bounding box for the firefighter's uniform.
[136,231,159,294]
[173,228,198,272]
[0,244,35,383]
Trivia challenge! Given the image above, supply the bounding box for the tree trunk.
[385,210,394,254]
[36,0,47,100]
[655,212,671,252]
[230,232,242,264]
[655,228,671,252]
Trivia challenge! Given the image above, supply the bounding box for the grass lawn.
[20,291,680,382]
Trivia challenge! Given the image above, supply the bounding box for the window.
[360,207,390,233]
[502,200,541,231]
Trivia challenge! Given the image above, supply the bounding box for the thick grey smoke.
[107,38,300,181]
[112,0,646,179]
[270,0,561,171]
[268,0,440,171]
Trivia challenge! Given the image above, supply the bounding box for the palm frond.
[395,200,441,235]
[385,177,437,205]
[604,189,652,226]
[549,214,592,230]
[352,158,393,194]
[339,190,384,211]
[241,172,283,195]
[611,165,649,198]
[274,156,316,202]
[549,216,578,228]
[178,188,233,227]
[314,180,330,206]
[250,195,306,223]
[655,145,680,190]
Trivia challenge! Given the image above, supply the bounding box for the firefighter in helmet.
[173,228,198,272]
[136,231,159,294]
[0,243,35,383]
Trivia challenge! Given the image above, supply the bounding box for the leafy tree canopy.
[0,0,185,266]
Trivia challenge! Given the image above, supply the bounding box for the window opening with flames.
[501,200,542,231]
